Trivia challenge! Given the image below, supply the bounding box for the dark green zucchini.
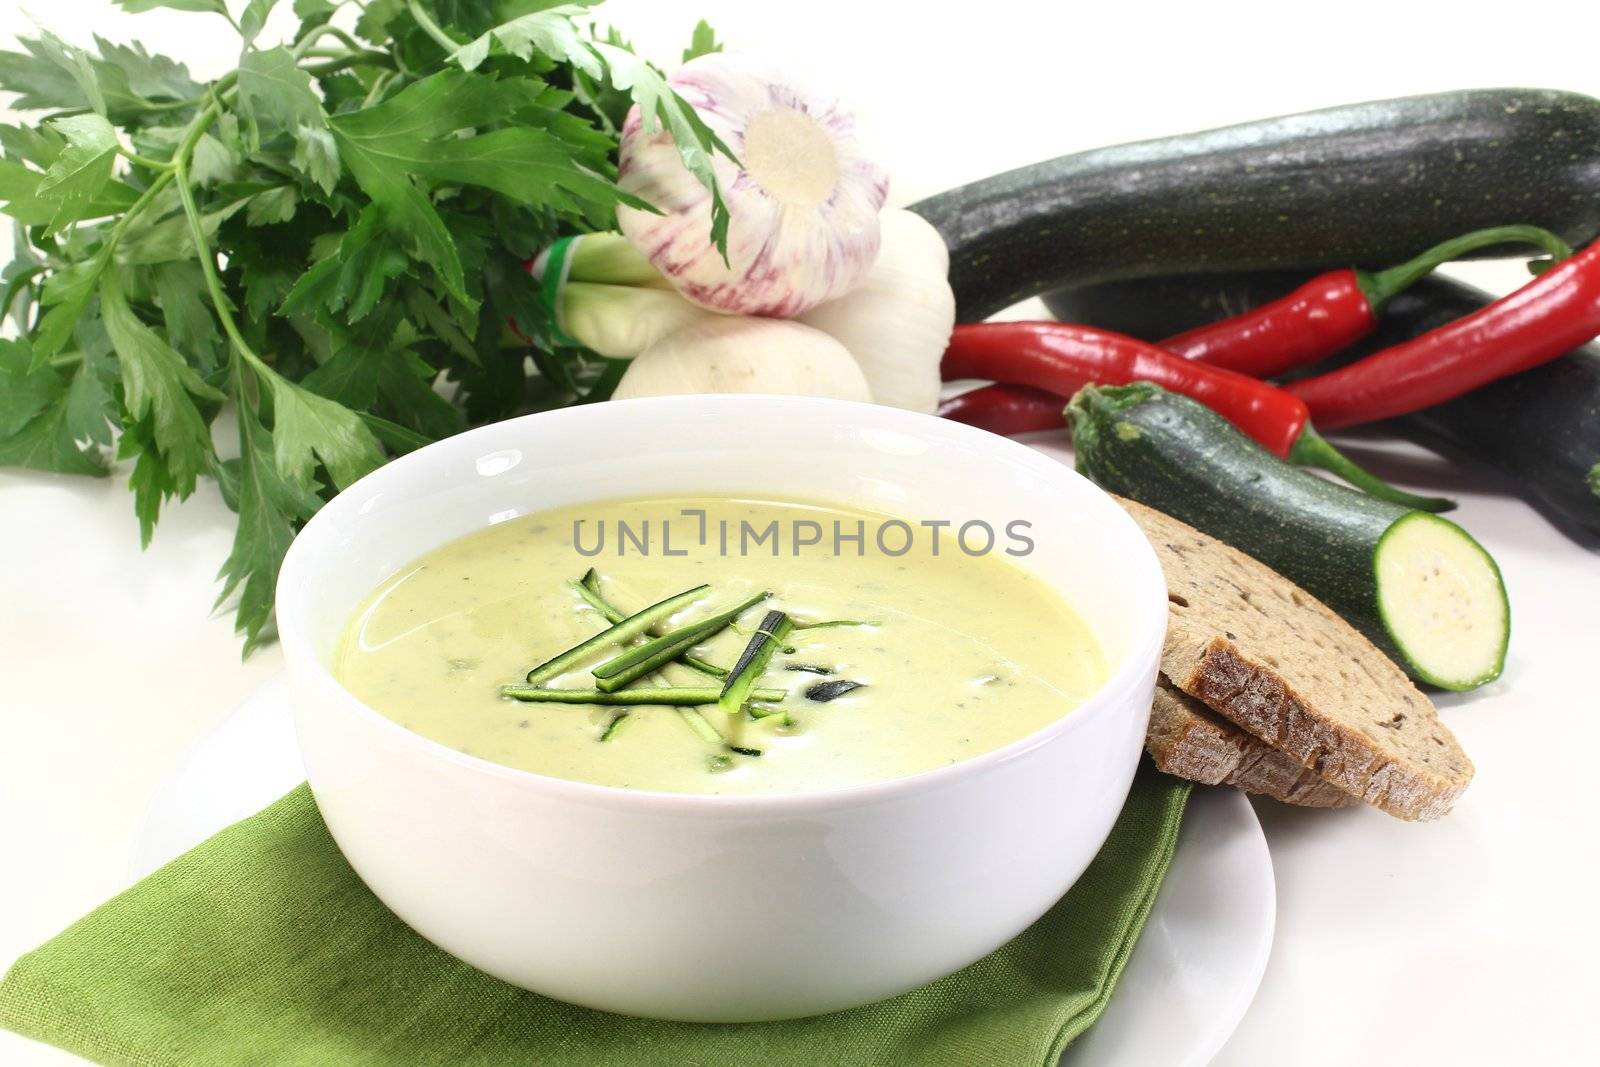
[1047,275,1600,544]
[1044,270,1309,339]
[1069,383,1509,690]
[910,89,1600,321]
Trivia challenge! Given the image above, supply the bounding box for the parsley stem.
[43,95,194,119]
[104,171,174,246]
[171,95,270,384]
[292,24,367,55]
[117,148,177,173]
[361,71,396,108]
[138,97,203,113]
[407,0,465,53]
[303,53,396,77]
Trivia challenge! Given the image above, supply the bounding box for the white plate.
[134,676,1274,1066]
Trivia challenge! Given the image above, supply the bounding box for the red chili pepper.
[942,321,1453,511]
[944,225,1575,437]
[1165,225,1570,378]
[1287,239,1600,429]
[937,383,1064,435]
[943,322,1315,453]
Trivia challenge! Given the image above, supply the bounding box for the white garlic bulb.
[798,208,955,412]
[616,52,888,318]
[612,316,871,402]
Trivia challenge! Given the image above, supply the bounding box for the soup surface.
[335,496,1105,795]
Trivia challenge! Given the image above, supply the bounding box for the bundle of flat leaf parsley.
[0,0,732,652]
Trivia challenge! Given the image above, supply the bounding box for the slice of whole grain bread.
[1148,678,1355,808]
[1120,497,1473,821]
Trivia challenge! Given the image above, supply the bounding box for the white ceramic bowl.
[276,395,1166,1022]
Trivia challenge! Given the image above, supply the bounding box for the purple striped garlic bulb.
[616,53,889,318]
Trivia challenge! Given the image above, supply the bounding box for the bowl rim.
[277,394,1166,815]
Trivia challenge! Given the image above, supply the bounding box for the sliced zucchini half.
[1374,512,1509,691]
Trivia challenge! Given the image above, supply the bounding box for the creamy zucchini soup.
[335,496,1105,795]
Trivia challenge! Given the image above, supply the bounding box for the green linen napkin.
[1,765,1189,1067]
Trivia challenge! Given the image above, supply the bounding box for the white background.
[3,1,1599,1063]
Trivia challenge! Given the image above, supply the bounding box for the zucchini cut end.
[1374,512,1509,691]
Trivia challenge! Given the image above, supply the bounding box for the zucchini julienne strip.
[748,704,795,727]
[525,583,710,685]
[591,591,770,693]
[571,570,728,679]
[678,707,725,744]
[598,711,630,742]
[793,619,879,630]
[501,685,786,706]
[804,679,866,702]
[718,610,794,718]
[634,664,728,744]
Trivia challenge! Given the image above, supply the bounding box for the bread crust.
[1120,497,1474,822]
[1148,681,1355,808]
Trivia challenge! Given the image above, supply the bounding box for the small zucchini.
[1069,383,1509,691]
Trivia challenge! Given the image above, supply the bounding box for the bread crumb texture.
[1121,498,1473,821]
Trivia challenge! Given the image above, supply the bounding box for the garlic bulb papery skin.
[616,52,889,317]
[611,316,871,402]
[797,208,955,413]
[559,283,715,359]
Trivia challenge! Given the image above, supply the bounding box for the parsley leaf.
[236,47,344,195]
[324,70,640,305]
[152,261,223,372]
[258,362,386,492]
[0,158,138,227]
[36,114,121,236]
[452,8,735,252]
[0,39,92,112]
[32,247,113,362]
[239,0,283,45]
[114,0,231,15]
[682,19,722,62]
[213,401,322,655]
[29,31,108,116]
[594,42,737,254]
[453,4,603,77]
[0,338,61,437]
[246,184,299,226]
[0,337,112,476]
[100,270,222,538]
[0,32,203,123]
[237,47,326,141]
[93,36,201,105]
